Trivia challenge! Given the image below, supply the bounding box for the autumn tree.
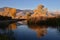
[32,4,48,17]
[4,8,10,16]
[43,8,48,16]
[9,8,16,19]
[0,12,3,16]
[25,12,31,19]
[33,4,44,15]
[27,4,48,25]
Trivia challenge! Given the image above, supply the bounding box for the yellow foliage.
[4,8,10,16]
[0,12,3,16]
[37,4,44,10]
[26,12,31,16]
[3,8,16,19]
[25,12,31,19]
[4,8,10,12]
[28,4,48,24]
[32,4,48,17]
[9,8,16,19]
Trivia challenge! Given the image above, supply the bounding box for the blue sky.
[0,0,60,11]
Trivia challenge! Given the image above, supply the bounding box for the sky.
[0,0,60,11]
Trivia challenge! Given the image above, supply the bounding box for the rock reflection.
[28,25,48,38]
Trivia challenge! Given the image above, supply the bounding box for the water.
[0,23,60,40]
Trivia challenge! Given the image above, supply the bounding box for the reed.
[27,17,60,26]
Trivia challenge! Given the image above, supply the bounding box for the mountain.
[0,7,33,14]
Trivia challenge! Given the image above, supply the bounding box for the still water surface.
[0,23,60,40]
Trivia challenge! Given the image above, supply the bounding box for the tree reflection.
[7,23,17,30]
[28,25,48,38]
[56,26,60,33]
[0,29,15,40]
[0,23,17,40]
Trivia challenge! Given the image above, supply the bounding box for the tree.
[25,12,31,19]
[43,8,48,16]
[4,8,10,16]
[28,4,48,25]
[0,12,3,16]
[9,8,16,19]
[32,4,47,17]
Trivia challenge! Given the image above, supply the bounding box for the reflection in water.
[28,25,48,38]
[8,23,17,30]
[0,23,17,40]
[0,30,15,40]
[0,23,60,40]
[57,26,60,32]
[56,26,60,35]
[48,26,60,33]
